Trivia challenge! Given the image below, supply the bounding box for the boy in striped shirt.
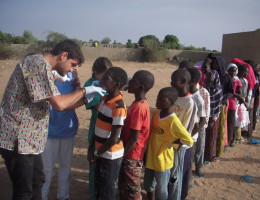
[87,67,128,200]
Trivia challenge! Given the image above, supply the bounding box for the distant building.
[222,29,260,64]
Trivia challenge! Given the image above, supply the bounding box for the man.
[0,39,103,200]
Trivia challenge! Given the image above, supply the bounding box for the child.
[202,65,223,163]
[84,57,112,200]
[226,64,244,147]
[185,67,207,196]
[168,69,198,200]
[87,67,128,200]
[118,70,154,199]
[236,64,250,139]
[144,87,194,200]
[196,85,210,176]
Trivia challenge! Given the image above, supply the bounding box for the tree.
[138,35,159,47]
[45,31,68,48]
[0,30,6,43]
[142,39,169,62]
[13,36,24,44]
[163,34,180,49]
[126,39,135,48]
[101,37,111,44]
[23,30,37,44]
[71,38,84,47]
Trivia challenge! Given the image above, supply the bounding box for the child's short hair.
[107,67,128,89]
[187,67,202,83]
[238,64,248,73]
[171,69,191,83]
[134,70,154,92]
[179,60,192,69]
[92,57,112,74]
[159,87,179,104]
[51,39,84,66]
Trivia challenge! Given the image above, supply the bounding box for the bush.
[163,34,180,49]
[138,35,159,47]
[0,44,17,59]
[142,39,169,62]
[126,39,135,48]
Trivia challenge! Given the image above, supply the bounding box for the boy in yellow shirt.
[144,87,194,200]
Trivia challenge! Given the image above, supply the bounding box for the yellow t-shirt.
[145,109,194,172]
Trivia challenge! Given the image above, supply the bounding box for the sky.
[0,0,259,51]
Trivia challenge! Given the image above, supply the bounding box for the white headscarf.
[227,63,238,75]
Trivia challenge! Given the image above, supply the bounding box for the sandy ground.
[0,60,259,200]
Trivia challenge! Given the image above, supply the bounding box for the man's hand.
[85,86,106,96]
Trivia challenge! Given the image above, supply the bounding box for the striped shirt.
[95,92,127,160]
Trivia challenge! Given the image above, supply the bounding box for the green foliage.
[163,34,180,49]
[138,35,159,47]
[71,38,84,47]
[183,45,197,51]
[23,30,37,44]
[12,36,24,44]
[45,31,68,48]
[142,39,169,62]
[0,43,17,59]
[126,39,135,48]
[101,37,111,44]
[0,30,6,43]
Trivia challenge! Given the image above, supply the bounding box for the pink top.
[228,77,242,110]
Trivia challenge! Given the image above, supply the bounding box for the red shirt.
[123,100,150,160]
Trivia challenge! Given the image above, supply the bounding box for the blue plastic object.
[242,175,253,183]
[248,139,260,144]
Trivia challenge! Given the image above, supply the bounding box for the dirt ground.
[0,60,259,200]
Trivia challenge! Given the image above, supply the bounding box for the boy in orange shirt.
[119,70,154,200]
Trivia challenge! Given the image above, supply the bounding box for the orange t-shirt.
[123,100,150,160]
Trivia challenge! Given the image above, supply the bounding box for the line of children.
[82,56,258,200]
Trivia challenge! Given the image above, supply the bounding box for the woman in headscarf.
[211,56,234,157]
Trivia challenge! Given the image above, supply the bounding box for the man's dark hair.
[107,67,128,89]
[171,69,191,83]
[92,57,112,77]
[159,87,179,104]
[51,39,84,66]
[134,70,154,92]
[179,60,192,69]
[187,67,202,83]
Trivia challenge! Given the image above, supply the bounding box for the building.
[222,29,260,64]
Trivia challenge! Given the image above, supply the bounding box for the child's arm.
[245,81,250,103]
[173,116,194,148]
[92,125,122,162]
[87,134,96,163]
[123,129,140,155]
[191,116,206,136]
